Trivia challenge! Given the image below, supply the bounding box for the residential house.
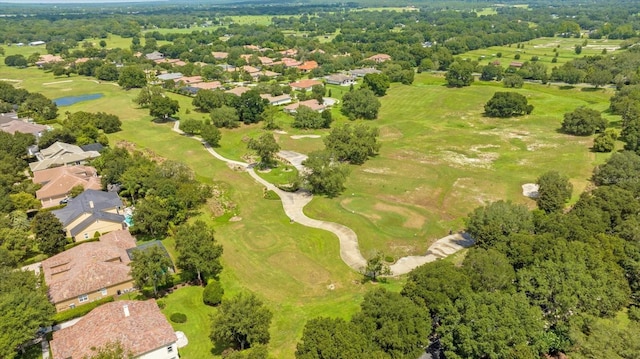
[349,68,382,77]
[244,45,261,51]
[289,79,323,92]
[509,61,524,68]
[30,142,101,172]
[50,300,178,359]
[79,143,105,153]
[52,189,125,241]
[157,73,184,82]
[145,51,165,61]
[367,53,392,63]
[41,230,136,312]
[35,54,64,67]
[281,57,302,68]
[257,70,280,79]
[280,48,297,57]
[175,75,203,86]
[284,99,326,114]
[33,165,101,208]
[258,56,274,66]
[188,81,223,91]
[0,119,48,138]
[212,51,228,60]
[225,86,252,96]
[241,65,261,75]
[298,61,319,73]
[155,58,187,67]
[260,94,292,106]
[325,74,356,86]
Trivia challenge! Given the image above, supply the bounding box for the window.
[78,294,88,303]
[69,303,75,309]
[84,233,89,239]
[100,288,107,296]
[167,346,173,353]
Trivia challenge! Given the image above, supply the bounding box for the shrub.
[629,306,640,322]
[52,296,115,324]
[593,130,617,153]
[156,299,166,309]
[170,312,187,323]
[384,256,395,263]
[203,280,224,306]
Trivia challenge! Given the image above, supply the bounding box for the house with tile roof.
[0,119,48,137]
[145,51,165,61]
[289,79,323,91]
[30,142,101,172]
[50,299,178,359]
[212,51,228,60]
[349,68,382,77]
[367,53,392,63]
[33,165,102,208]
[284,99,327,113]
[42,230,136,312]
[298,60,319,73]
[225,86,252,96]
[280,57,302,68]
[35,54,64,67]
[53,189,125,241]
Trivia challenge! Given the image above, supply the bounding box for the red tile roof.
[50,300,177,359]
[298,61,319,71]
[42,230,136,304]
[225,86,252,96]
[289,79,322,90]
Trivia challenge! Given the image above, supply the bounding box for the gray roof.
[53,189,123,227]
[80,143,105,152]
[0,112,20,125]
[157,73,183,81]
[350,68,382,76]
[126,241,174,269]
[145,51,164,61]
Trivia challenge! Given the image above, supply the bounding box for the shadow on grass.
[581,87,604,92]
[211,339,231,356]
[559,85,575,90]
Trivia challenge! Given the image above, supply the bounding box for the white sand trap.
[42,80,73,85]
[274,130,288,134]
[0,79,22,82]
[522,183,539,198]
[291,135,321,139]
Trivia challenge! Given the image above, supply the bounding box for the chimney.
[123,304,130,317]
[89,200,94,208]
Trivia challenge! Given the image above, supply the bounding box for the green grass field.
[0,39,620,357]
[461,37,625,67]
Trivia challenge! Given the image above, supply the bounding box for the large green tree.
[201,125,222,147]
[192,89,226,112]
[465,200,533,248]
[174,220,223,285]
[296,318,372,359]
[484,92,533,117]
[292,106,330,129]
[210,105,240,128]
[352,288,431,359]
[18,93,58,121]
[445,60,475,87]
[340,88,380,120]
[247,133,280,168]
[324,124,380,165]
[129,245,173,297]
[462,248,515,292]
[210,292,273,351]
[362,251,391,281]
[302,150,350,197]
[235,90,266,124]
[0,267,55,359]
[117,66,147,89]
[32,211,66,255]
[362,73,390,96]
[561,107,607,136]
[535,171,573,213]
[438,291,545,359]
[149,95,179,120]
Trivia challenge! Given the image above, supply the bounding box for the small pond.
[53,93,104,106]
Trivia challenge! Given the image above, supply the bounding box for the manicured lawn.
[160,286,217,358]
[460,37,625,67]
[255,163,299,186]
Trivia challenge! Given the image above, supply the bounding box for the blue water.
[53,93,104,106]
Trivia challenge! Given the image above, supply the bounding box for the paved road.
[173,121,474,275]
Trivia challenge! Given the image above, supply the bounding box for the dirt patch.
[363,167,391,174]
[373,202,426,229]
[527,142,557,151]
[290,135,321,139]
[440,150,498,169]
[274,130,288,134]
[229,216,242,222]
[379,126,403,140]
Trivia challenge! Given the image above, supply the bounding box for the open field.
[0,44,619,357]
[305,73,618,257]
[461,37,625,67]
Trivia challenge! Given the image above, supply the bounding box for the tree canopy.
[340,88,381,120]
[210,292,273,351]
[174,220,223,284]
[561,107,607,136]
[484,92,533,117]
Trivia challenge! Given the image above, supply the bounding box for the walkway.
[172,121,474,275]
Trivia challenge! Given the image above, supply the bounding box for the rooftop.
[50,300,176,359]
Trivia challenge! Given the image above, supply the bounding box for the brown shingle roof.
[50,300,177,359]
[0,120,48,135]
[284,99,326,112]
[42,230,136,304]
[34,165,101,206]
[190,81,222,90]
[212,51,228,59]
[225,87,252,96]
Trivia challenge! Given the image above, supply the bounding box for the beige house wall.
[65,213,91,237]
[41,195,67,209]
[54,280,135,312]
[74,221,123,242]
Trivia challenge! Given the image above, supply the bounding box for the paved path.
[172,121,474,275]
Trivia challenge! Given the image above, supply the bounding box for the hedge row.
[52,296,115,324]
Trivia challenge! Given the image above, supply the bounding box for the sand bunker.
[291,135,321,139]
[522,183,539,198]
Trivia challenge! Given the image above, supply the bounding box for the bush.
[384,256,395,263]
[52,296,115,324]
[629,306,640,322]
[170,312,187,323]
[203,280,224,306]
[156,299,166,309]
[263,190,279,200]
[593,130,617,153]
